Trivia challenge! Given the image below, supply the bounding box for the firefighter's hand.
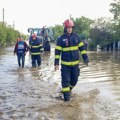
[54,65,59,71]
[40,50,43,53]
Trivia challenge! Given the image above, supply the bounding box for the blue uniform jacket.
[30,38,42,55]
[54,33,88,66]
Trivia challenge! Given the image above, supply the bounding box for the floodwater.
[0,46,120,120]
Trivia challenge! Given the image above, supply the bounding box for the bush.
[0,22,20,46]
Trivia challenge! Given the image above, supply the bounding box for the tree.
[110,0,120,21]
[0,22,20,46]
[52,25,63,41]
[110,0,120,41]
[89,17,113,50]
[72,16,93,39]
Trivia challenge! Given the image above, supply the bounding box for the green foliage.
[73,16,93,38]
[52,25,63,40]
[110,0,120,21]
[113,23,120,41]
[0,22,20,46]
[110,0,120,41]
[79,33,87,40]
[89,17,114,50]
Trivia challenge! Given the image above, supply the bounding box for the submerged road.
[0,46,120,120]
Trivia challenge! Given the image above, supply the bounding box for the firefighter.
[14,36,29,68]
[30,33,43,67]
[54,19,89,101]
[43,34,51,51]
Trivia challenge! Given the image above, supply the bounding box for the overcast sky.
[0,0,113,34]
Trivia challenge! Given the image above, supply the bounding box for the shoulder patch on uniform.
[63,39,67,41]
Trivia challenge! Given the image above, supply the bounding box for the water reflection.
[85,51,120,101]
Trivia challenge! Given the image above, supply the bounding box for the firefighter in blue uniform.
[30,34,43,67]
[43,34,51,51]
[54,19,89,101]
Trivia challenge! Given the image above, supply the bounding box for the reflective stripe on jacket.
[30,38,42,55]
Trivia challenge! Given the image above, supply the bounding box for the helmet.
[32,33,37,38]
[63,19,74,28]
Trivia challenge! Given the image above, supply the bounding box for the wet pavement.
[0,46,120,120]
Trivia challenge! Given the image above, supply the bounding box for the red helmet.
[63,19,74,28]
[32,33,37,38]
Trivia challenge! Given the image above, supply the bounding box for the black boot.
[32,63,36,68]
[63,92,71,102]
[22,63,24,68]
[19,64,21,67]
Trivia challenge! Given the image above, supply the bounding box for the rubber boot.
[32,64,36,68]
[63,92,71,102]
[22,63,24,68]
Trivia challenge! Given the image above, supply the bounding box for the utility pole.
[3,8,4,25]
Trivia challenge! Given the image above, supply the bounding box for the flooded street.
[0,46,120,120]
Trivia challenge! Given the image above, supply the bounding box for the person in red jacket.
[14,36,29,68]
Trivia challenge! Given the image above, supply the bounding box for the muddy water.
[0,46,120,120]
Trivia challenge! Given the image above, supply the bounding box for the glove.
[40,50,44,53]
[84,59,89,66]
[40,48,44,53]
